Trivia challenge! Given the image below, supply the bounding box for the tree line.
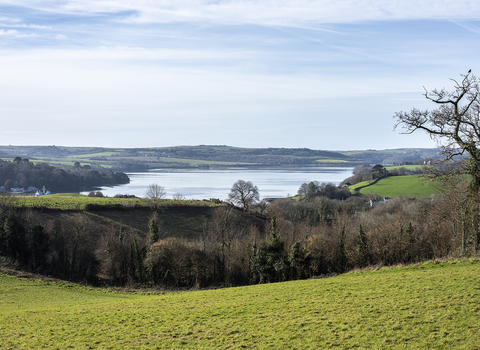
[0,158,129,192]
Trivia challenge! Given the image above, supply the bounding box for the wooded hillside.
[0,158,129,192]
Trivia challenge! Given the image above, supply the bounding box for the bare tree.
[145,183,167,211]
[172,192,185,200]
[145,183,167,199]
[227,180,260,211]
[206,206,241,286]
[394,71,480,193]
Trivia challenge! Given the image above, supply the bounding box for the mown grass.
[1,260,480,349]
[358,175,441,198]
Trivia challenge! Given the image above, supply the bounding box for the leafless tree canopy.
[145,183,167,211]
[145,183,166,200]
[172,192,185,200]
[227,180,259,211]
[394,71,480,193]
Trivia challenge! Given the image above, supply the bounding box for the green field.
[315,159,350,164]
[385,165,424,171]
[1,260,480,349]
[357,175,441,198]
[347,180,373,194]
[15,194,144,210]
[15,195,217,210]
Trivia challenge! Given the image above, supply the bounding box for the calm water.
[81,167,353,200]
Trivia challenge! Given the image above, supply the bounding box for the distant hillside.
[0,145,439,171]
[340,148,438,165]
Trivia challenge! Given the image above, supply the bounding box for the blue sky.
[1,1,480,150]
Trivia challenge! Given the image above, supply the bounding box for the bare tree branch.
[394,71,480,194]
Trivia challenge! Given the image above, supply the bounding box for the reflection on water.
[81,167,354,200]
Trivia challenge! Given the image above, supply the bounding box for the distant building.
[35,186,50,196]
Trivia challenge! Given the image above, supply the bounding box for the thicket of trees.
[0,197,99,281]
[339,163,423,187]
[297,181,351,200]
[0,158,129,192]
[1,175,478,288]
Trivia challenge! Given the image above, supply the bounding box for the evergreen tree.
[3,212,24,263]
[149,218,160,246]
[250,217,286,283]
[288,241,308,280]
[357,224,368,267]
[337,226,347,272]
[31,224,49,269]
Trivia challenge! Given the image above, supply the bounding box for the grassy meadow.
[347,180,372,194]
[385,165,424,171]
[356,175,441,198]
[14,194,217,210]
[2,259,480,349]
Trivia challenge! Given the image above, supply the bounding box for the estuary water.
[81,167,354,200]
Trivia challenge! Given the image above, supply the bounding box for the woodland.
[0,157,129,192]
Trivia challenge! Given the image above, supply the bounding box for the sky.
[1,1,480,151]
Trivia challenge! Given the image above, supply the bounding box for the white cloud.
[0,29,18,35]
[0,23,51,29]
[54,0,480,25]
[4,1,480,26]
[0,29,39,37]
[0,16,21,23]
[0,1,477,149]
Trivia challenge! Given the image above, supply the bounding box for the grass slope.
[13,195,260,239]
[347,180,372,194]
[17,195,216,210]
[385,165,424,171]
[1,260,480,349]
[357,175,441,198]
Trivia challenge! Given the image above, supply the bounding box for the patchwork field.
[2,260,480,349]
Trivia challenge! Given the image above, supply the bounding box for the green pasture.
[385,165,424,171]
[315,159,349,163]
[73,152,120,158]
[347,180,372,194]
[0,157,78,167]
[14,195,217,210]
[16,195,144,210]
[358,175,441,198]
[2,259,480,349]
